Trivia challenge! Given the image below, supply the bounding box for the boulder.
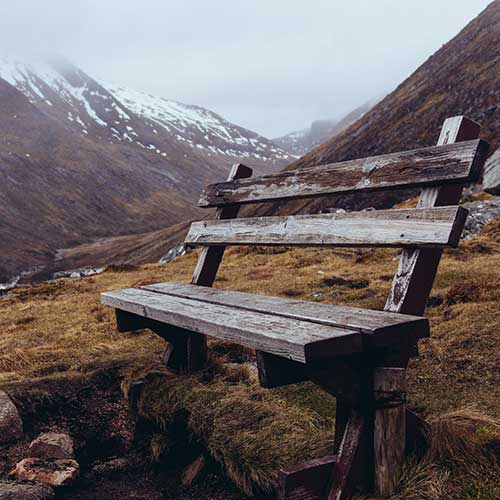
[0,481,53,500]
[29,433,74,460]
[0,391,23,444]
[462,198,500,239]
[484,148,500,195]
[10,459,79,487]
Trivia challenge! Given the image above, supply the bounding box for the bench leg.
[373,368,406,497]
[326,410,368,500]
[151,325,207,374]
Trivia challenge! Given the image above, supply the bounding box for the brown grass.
[1,217,500,497]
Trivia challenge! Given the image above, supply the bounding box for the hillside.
[280,0,500,212]
[72,1,500,272]
[0,215,499,498]
[0,57,292,283]
[273,99,375,156]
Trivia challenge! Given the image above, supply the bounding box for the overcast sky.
[0,0,493,137]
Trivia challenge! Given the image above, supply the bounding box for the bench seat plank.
[142,283,429,344]
[185,206,467,248]
[101,285,429,363]
[199,139,488,207]
[102,288,364,363]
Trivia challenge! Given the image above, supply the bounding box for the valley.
[0,57,293,283]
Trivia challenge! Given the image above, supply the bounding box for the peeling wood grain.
[199,140,489,207]
[483,148,500,195]
[186,207,468,248]
[374,368,406,497]
[278,455,336,500]
[191,163,253,287]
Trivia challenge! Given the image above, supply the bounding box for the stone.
[0,481,54,500]
[10,459,79,487]
[181,455,206,486]
[29,433,74,460]
[159,244,189,264]
[484,148,500,195]
[462,198,500,239]
[90,458,130,476]
[0,391,23,444]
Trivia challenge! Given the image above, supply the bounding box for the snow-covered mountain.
[0,56,291,168]
[105,83,290,164]
[0,56,292,282]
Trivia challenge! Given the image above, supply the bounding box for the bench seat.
[101,283,428,364]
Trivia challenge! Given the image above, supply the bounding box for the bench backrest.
[186,116,489,317]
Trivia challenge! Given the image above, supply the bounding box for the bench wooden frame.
[102,116,489,499]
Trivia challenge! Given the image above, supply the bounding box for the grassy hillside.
[1,215,499,498]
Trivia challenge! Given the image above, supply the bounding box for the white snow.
[103,82,290,161]
[0,56,291,163]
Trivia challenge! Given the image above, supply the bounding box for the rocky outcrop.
[462,198,500,239]
[0,391,23,444]
[0,481,53,500]
[484,148,500,195]
[10,459,79,487]
[159,244,189,264]
[29,433,74,460]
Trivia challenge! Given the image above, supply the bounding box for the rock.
[90,458,130,476]
[181,455,206,486]
[52,267,105,280]
[462,197,500,239]
[484,148,500,195]
[10,458,79,487]
[0,481,54,500]
[29,433,74,460]
[0,391,23,444]
[159,244,189,264]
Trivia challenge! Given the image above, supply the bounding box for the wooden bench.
[101,116,489,500]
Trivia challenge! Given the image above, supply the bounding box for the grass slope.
[1,217,499,498]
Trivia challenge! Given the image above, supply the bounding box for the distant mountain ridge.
[293,1,500,169]
[0,56,292,282]
[261,1,500,217]
[273,99,377,156]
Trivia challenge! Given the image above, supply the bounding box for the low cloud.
[0,0,492,137]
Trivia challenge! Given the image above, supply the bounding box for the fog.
[0,0,492,137]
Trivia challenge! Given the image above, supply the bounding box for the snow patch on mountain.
[104,83,292,162]
[0,56,292,165]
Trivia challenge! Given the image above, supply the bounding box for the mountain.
[293,1,500,170]
[273,99,377,156]
[0,57,292,282]
[259,0,500,218]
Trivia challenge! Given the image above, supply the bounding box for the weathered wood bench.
[102,116,489,500]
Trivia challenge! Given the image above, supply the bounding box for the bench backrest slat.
[198,139,488,208]
[186,206,468,249]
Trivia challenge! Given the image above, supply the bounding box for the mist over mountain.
[262,0,500,216]
[0,57,292,282]
[273,99,378,156]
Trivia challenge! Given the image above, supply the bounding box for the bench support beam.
[187,163,253,371]
[278,455,337,500]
